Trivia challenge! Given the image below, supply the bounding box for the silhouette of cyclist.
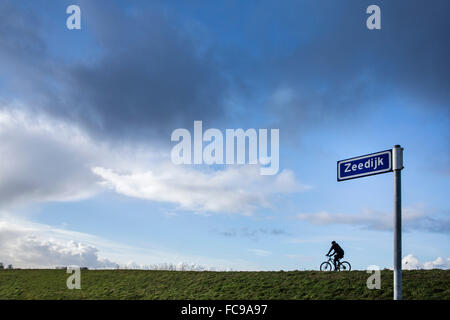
[326,241,344,270]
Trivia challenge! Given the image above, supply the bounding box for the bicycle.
[320,254,351,271]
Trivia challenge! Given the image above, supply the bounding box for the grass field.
[0,269,448,300]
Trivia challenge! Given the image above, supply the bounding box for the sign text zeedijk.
[337,150,392,181]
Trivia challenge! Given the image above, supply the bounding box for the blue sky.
[0,0,448,270]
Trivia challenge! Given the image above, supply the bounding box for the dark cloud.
[236,0,450,133]
[0,1,57,107]
[0,0,448,144]
[0,1,232,143]
[58,1,231,141]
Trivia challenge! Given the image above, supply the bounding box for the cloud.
[296,205,450,234]
[402,254,422,270]
[3,0,448,147]
[0,219,117,268]
[218,227,289,239]
[0,215,262,270]
[0,1,47,86]
[0,108,101,207]
[0,108,163,208]
[402,254,450,270]
[93,165,306,214]
[0,107,177,209]
[260,1,450,130]
[249,249,272,257]
[423,257,450,270]
[0,107,305,215]
[0,1,232,142]
[0,0,448,166]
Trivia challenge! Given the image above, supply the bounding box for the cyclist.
[326,241,344,270]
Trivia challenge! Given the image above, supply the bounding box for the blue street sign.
[337,149,392,181]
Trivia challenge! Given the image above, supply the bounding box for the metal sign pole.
[337,145,404,299]
[393,145,403,300]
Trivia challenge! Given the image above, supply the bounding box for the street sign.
[337,145,404,300]
[337,149,392,181]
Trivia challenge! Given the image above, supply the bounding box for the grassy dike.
[0,269,448,300]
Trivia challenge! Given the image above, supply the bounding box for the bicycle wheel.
[320,261,333,271]
[340,261,351,271]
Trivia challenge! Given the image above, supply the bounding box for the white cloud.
[249,249,272,257]
[402,254,450,270]
[0,108,100,206]
[0,107,162,208]
[0,218,117,268]
[402,254,422,270]
[0,107,307,216]
[423,257,450,270]
[296,204,450,234]
[0,214,261,270]
[92,165,308,214]
[0,107,306,269]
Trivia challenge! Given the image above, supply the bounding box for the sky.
[0,0,448,271]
